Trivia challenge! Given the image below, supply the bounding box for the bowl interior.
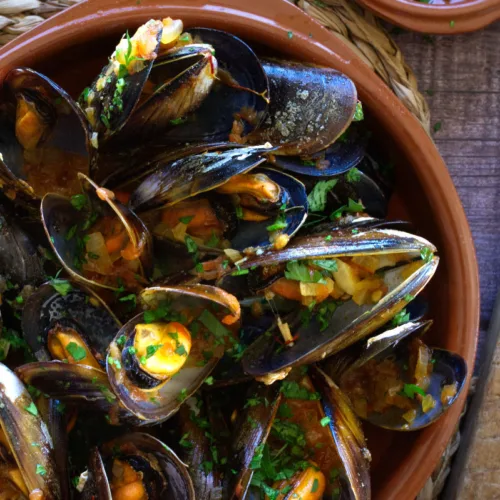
[0,3,478,498]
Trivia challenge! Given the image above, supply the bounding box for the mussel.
[229,368,370,499]
[22,280,121,367]
[42,173,153,291]
[217,228,438,382]
[326,320,467,431]
[0,68,93,205]
[0,363,61,498]
[106,285,240,424]
[80,432,195,499]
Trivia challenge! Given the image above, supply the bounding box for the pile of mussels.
[0,18,467,500]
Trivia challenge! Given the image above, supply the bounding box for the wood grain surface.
[392,22,500,499]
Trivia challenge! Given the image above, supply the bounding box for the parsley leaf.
[284,261,325,284]
[402,383,426,399]
[312,259,338,272]
[25,402,38,416]
[66,342,87,362]
[307,179,338,212]
[420,247,433,263]
[353,101,364,121]
[70,194,88,211]
[50,278,72,296]
[345,167,361,183]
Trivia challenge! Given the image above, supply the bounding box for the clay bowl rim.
[0,0,479,498]
[355,0,500,34]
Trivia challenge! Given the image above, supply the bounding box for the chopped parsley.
[311,478,320,493]
[66,342,87,362]
[206,231,220,248]
[65,224,78,241]
[391,308,410,327]
[175,344,187,356]
[402,383,426,399]
[36,464,47,476]
[284,261,325,284]
[170,117,186,125]
[71,194,88,211]
[185,235,198,254]
[433,121,442,133]
[108,356,122,370]
[330,198,365,219]
[198,310,230,339]
[353,101,364,121]
[287,31,293,39]
[280,381,320,401]
[49,278,72,297]
[179,215,194,225]
[404,294,414,302]
[178,388,188,402]
[140,343,163,364]
[119,293,137,308]
[25,402,38,416]
[179,433,193,449]
[320,416,331,427]
[307,179,338,212]
[231,268,249,276]
[204,376,214,386]
[345,167,361,183]
[312,259,338,272]
[421,246,433,263]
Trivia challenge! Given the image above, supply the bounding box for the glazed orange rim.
[0,1,479,499]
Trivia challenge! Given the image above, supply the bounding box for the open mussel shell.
[217,229,439,378]
[271,121,368,177]
[157,28,269,146]
[247,59,357,156]
[309,365,371,500]
[22,281,121,366]
[81,432,194,499]
[228,382,282,499]
[129,145,270,212]
[81,432,195,499]
[1,67,93,202]
[79,20,164,142]
[0,205,44,286]
[229,167,308,251]
[0,363,61,498]
[106,285,240,425]
[41,173,153,291]
[16,361,135,425]
[334,321,467,431]
[110,42,218,149]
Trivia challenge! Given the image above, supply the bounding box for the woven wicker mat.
[0,0,451,497]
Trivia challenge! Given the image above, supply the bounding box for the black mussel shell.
[129,145,270,212]
[16,361,135,425]
[1,68,93,201]
[0,205,44,286]
[0,363,62,498]
[41,173,153,291]
[22,281,121,365]
[247,59,357,156]
[335,320,468,431]
[106,285,240,425]
[78,20,163,142]
[158,28,269,145]
[227,382,282,499]
[226,167,308,251]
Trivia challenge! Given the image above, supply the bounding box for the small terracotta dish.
[356,0,500,34]
[0,0,479,498]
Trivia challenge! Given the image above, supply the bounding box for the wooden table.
[392,22,500,499]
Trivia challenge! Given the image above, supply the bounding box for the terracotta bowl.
[0,0,479,498]
[356,0,500,34]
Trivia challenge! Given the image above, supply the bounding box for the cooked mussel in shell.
[0,363,61,499]
[42,173,153,291]
[0,68,93,204]
[106,285,240,424]
[80,432,194,499]
[22,281,121,367]
[326,320,467,431]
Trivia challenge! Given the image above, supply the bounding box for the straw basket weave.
[0,0,454,497]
